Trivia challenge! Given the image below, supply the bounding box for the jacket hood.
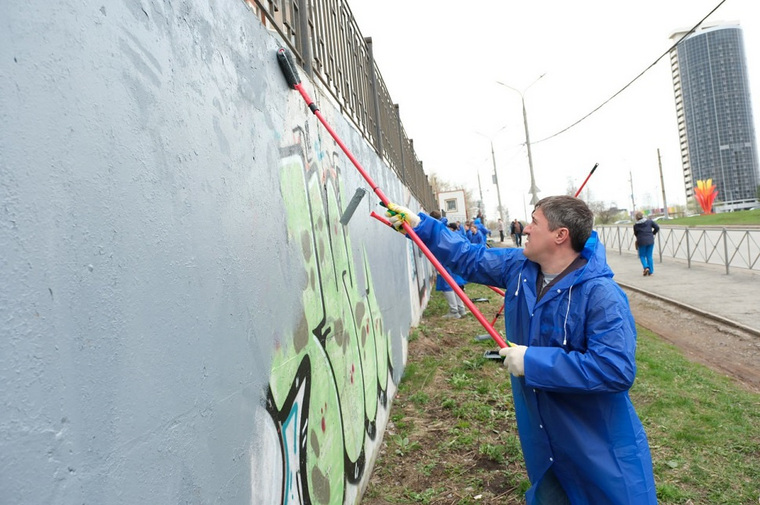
[571,230,613,284]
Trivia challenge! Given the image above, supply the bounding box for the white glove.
[499,345,528,377]
[385,202,420,233]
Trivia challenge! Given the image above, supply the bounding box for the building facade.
[669,23,759,211]
[437,189,468,224]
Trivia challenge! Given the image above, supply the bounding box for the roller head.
[276,48,301,89]
[339,188,368,225]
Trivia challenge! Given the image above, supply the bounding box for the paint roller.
[339,187,368,225]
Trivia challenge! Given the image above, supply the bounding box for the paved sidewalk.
[605,249,760,335]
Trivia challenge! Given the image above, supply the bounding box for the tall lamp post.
[476,171,484,218]
[497,74,545,205]
[475,126,508,226]
[489,140,505,226]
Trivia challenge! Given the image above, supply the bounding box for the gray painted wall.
[0,1,432,503]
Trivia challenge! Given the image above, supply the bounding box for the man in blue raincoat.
[386,196,657,505]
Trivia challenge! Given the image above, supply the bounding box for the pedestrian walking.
[633,211,660,276]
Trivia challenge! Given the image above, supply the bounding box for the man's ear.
[555,227,571,246]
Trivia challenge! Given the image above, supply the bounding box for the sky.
[348,0,759,221]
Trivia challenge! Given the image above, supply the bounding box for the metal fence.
[247,0,437,212]
[597,225,760,274]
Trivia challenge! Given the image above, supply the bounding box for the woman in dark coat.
[633,211,660,276]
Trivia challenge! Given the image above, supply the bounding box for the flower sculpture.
[694,179,718,214]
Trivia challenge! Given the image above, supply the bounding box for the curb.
[618,281,760,338]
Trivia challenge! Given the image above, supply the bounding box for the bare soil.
[626,289,760,394]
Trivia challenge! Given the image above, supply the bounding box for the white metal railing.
[596,225,760,274]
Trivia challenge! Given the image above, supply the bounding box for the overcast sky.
[348,0,759,220]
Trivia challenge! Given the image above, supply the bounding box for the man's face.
[523,208,555,262]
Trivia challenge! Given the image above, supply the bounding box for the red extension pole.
[486,286,506,326]
[574,163,599,198]
[278,48,510,348]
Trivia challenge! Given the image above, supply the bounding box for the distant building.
[669,22,760,212]
[436,189,467,223]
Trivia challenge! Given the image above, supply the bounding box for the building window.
[445,199,458,212]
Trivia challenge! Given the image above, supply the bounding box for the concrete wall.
[0,1,433,503]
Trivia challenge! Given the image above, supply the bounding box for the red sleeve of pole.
[401,221,509,348]
[488,286,506,297]
[370,213,510,348]
[373,213,509,347]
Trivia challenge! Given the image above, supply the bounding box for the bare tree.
[566,177,578,197]
[587,200,623,225]
[428,173,445,196]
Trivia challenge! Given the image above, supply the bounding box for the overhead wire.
[532,0,729,145]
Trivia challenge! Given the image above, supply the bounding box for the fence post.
[297,0,313,77]
[686,229,691,268]
[365,37,383,157]
[396,104,406,185]
[723,227,729,275]
[657,229,662,263]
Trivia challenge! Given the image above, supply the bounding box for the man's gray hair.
[534,196,594,252]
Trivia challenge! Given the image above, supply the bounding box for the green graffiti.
[267,132,396,504]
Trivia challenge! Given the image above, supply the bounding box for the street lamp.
[475,126,508,226]
[497,74,545,205]
[489,140,505,226]
[476,171,484,218]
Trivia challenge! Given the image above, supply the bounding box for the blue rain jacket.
[435,266,465,292]
[470,231,486,246]
[413,214,657,505]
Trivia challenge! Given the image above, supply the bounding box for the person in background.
[498,218,505,242]
[469,223,486,246]
[633,211,660,276]
[474,216,491,242]
[511,218,524,247]
[429,210,467,318]
[436,265,467,318]
[384,196,657,505]
[454,221,466,238]
[448,222,469,314]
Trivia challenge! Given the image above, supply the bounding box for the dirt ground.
[626,289,760,394]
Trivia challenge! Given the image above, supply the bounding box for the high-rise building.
[669,22,759,211]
